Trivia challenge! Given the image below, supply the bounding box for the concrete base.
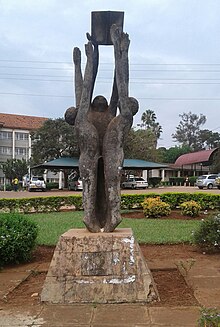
[41,228,158,304]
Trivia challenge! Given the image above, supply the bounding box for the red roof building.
[174,149,218,167]
[0,113,47,130]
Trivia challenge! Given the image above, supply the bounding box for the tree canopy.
[1,159,28,182]
[157,145,192,163]
[139,109,162,142]
[172,111,220,151]
[31,118,79,165]
[124,109,162,161]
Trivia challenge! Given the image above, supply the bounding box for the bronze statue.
[65,22,138,232]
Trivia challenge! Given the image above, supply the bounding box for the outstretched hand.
[120,32,130,52]
[86,32,98,46]
[73,47,81,65]
[85,41,94,59]
[110,24,122,45]
[110,24,130,52]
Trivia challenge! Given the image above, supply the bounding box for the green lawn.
[26,211,201,246]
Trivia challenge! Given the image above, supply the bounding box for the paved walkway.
[0,250,219,326]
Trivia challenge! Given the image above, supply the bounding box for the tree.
[31,118,79,164]
[172,112,206,151]
[157,145,192,163]
[124,128,159,161]
[1,159,28,182]
[198,129,220,149]
[139,109,162,144]
[124,110,162,161]
[31,118,80,188]
[210,150,220,173]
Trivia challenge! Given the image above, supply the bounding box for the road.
[0,186,219,198]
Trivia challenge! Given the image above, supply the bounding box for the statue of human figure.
[65,25,138,232]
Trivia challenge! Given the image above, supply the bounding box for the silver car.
[195,174,218,189]
[68,177,83,191]
[121,177,148,189]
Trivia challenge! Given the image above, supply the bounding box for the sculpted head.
[91,96,108,112]
[128,97,139,116]
[64,106,78,125]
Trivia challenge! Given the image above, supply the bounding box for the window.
[15,147,27,156]
[15,132,29,141]
[0,131,12,139]
[0,146,12,155]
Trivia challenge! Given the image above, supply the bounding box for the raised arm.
[76,41,94,122]
[110,24,130,115]
[86,33,99,102]
[109,71,119,117]
[73,47,83,109]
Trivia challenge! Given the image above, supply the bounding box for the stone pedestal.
[41,228,158,303]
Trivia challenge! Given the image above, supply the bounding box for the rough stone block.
[41,228,158,304]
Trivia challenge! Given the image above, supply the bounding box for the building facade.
[0,113,48,184]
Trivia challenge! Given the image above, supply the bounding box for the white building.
[0,113,47,184]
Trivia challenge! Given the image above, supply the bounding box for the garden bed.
[121,209,211,220]
[2,244,200,308]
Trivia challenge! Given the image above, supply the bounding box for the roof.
[174,148,218,167]
[32,157,168,170]
[0,113,48,130]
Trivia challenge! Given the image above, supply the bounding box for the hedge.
[0,192,220,213]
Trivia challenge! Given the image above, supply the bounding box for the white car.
[28,176,46,192]
[195,174,218,189]
[121,177,148,189]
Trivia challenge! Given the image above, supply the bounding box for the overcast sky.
[1,0,220,147]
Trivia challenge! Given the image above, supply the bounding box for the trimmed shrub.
[148,177,162,188]
[179,200,201,217]
[193,213,220,253]
[0,213,38,266]
[189,176,197,186]
[169,177,185,186]
[142,197,171,218]
[0,192,219,213]
[46,182,59,190]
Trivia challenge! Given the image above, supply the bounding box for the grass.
[25,211,201,246]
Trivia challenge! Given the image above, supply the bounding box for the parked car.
[28,176,46,192]
[121,177,148,189]
[215,174,220,189]
[195,174,218,189]
[68,176,83,191]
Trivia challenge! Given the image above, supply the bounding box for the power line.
[3,72,220,80]
[0,92,73,98]
[1,92,220,100]
[1,59,220,66]
[3,77,220,85]
[2,65,220,72]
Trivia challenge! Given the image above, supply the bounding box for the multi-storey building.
[0,113,48,184]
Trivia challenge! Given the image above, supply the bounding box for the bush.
[179,200,201,217]
[148,177,162,188]
[193,213,220,253]
[142,197,171,218]
[0,192,219,214]
[46,182,59,190]
[189,176,197,186]
[0,213,38,266]
[169,177,185,186]
[0,184,13,191]
[198,307,220,326]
